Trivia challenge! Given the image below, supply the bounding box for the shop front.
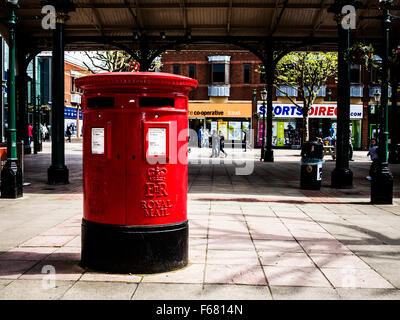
[189,102,252,147]
[64,106,83,138]
[257,103,363,149]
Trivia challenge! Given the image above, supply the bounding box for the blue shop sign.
[64,106,82,119]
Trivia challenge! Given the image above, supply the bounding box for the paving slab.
[336,288,400,300]
[202,284,272,300]
[270,286,340,300]
[132,283,203,300]
[205,264,267,285]
[0,279,74,300]
[61,281,138,300]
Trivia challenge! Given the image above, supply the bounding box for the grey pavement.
[0,141,400,299]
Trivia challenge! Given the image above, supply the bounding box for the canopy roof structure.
[1,0,400,56]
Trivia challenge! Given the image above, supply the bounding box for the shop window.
[173,65,180,75]
[244,65,250,84]
[189,65,196,79]
[350,64,361,83]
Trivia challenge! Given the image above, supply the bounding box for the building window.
[71,77,82,94]
[211,63,226,83]
[207,56,230,87]
[71,77,76,92]
[350,64,361,83]
[173,65,180,75]
[189,65,195,79]
[244,65,250,84]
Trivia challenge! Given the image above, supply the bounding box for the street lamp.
[373,88,381,104]
[260,88,267,161]
[373,88,381,140]
[327,88,332,102]
[1,0,23,198]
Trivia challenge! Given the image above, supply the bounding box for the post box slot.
[139,97,174,107]
[87,97,115,109]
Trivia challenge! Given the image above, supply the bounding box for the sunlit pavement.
[1,141,400,299]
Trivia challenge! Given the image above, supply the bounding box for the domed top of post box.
[75,72,197,93]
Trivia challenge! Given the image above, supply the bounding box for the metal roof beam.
[270,0,289,37]
[311,0,328,36]
[19,2,374,10]
[227,0,233,35]
[89,0,104,36]
[179,0,188,32]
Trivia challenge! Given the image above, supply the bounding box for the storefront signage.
[64,106,83,120]
[257,104,363,119]
[189,103,252,118]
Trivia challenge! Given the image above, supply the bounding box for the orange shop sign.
[188,103,252,118]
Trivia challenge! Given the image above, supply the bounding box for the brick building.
[161,50,396,150]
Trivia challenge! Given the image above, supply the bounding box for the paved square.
[0,143,400,299]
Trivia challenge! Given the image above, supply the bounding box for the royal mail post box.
[75,72,197,273]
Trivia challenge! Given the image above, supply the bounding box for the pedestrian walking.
[202,129,210,148]
[366,139,379,181]
[349,129,354,161]
[219,130,227,157]
[66,125,72,143]
[211,130,219,158]
[41,123,48,142]
[242,129,247,152]
[198,126,203,148]
[28,123,33,147]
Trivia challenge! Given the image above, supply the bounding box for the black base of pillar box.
[263,149,274,162]
[81,219,189,274]
[331,167,353,189]
[1,161,23,198]
[371,171,393,205]
[47,165,69,185]
[300,164,321,190]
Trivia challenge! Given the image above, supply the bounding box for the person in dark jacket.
[66,125,72,143]
[219,130,227,157]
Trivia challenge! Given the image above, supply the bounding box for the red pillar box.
[75,73,197,273]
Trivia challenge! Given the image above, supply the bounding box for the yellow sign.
[277,122,285,147]
[188,103,252,118]
[218,121,228,139]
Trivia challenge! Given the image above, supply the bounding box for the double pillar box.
[300,141,324,190]
[75,72,197,274]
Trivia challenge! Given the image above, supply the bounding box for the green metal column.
[47,13,69,184]
[261,87,266,160]
[1,5,23,198]
[32,56,39,154]
[388,67,399,163]
[331,9,353,189]
[264,47,274,162]
[371,1,393,204]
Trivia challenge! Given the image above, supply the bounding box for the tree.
[274,52,338,142]
[82,51,140,73]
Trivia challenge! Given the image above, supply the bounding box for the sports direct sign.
[257,104,363,119]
